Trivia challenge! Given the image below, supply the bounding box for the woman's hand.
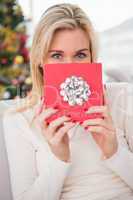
[36,107,75,162]
[82,88,118,159]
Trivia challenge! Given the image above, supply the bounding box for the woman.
[3,3,133,200]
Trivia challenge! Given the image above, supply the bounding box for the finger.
[87,126,107,135]
[39,107,58,121]
[47,116,71,134]
[82,118,113,131]
[35,97,46,115]
[49,122,75,145]
[85,105,109,118]
[36,108,58,128]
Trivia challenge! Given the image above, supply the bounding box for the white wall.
[19,0,133,31]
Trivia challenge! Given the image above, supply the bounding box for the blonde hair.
[15,3,98,112]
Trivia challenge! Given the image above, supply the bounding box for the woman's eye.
[75,52,87,59]
[51,53,62,59]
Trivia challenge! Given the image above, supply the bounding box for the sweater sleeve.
[3,112,71,200]
[103,130,133,189]
[103,83,133,189]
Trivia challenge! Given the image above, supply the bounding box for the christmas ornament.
[25,77,32,85]
[14,55,24,64]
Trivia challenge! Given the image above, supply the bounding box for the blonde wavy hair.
[15,3,98,112]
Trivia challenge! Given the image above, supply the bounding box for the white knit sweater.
[3,83,133,200]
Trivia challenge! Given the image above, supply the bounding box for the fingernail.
[53,105,58,109]
[66,114,71,118]
[84,108,88,111]
[64,115,71,118]
[40,96,45,103]
[53,109,58,112]
[85,109,92,114]
[72,119,76,123]
[64,116,70,119]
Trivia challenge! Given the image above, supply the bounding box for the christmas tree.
[0,0,32,100]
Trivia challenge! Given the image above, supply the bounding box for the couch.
[0,100,15,200]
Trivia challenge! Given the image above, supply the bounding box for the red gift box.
[43,63,104,123]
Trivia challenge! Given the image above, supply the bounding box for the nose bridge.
[64,56,74,63]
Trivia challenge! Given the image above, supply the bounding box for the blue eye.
[51,53,62,59]
[76,52,87,59]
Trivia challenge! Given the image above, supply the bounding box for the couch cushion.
[0,107,13,200]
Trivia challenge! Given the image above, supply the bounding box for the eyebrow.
[76,48,90,53]
[48,48,90,53]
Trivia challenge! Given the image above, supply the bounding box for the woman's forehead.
[49,28,90,51]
